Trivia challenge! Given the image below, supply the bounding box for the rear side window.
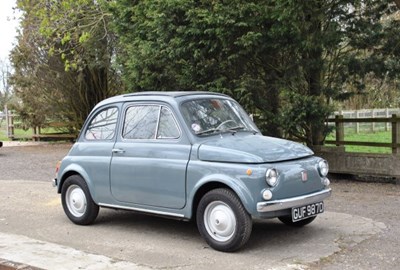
[85,107,118,140]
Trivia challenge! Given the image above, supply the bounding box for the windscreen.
[180,98,258,136]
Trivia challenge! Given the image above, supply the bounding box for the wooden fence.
[325,114,400,154]
[3,107,75,141]
[333,108,400,133]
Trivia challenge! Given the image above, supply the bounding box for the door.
[110,104,191,209]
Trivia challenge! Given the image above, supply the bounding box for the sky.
[0,0,20,62]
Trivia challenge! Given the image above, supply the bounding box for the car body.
[54,91,331,252]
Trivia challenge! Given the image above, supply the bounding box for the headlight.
[318,160,329,177]
[266,168,279,187]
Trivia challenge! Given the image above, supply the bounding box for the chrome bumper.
[52,178,58,187]
[257,188,332,213]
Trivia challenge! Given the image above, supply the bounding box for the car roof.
[122,91,228,98]
[95,91,230,108]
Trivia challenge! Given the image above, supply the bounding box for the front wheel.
[278,216,316,227]
[61,175,99,225]
[196,188,252,252]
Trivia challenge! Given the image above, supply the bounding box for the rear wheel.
[61,175,99,225]
[196,188,252,252]
[278,216,316,227]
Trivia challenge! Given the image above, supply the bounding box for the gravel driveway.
[312,179,400,270]
[0,143,71,181]
[0,143,399,269]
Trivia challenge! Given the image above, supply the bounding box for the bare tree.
[0,59,13,111]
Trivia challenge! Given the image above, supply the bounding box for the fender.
[185,173,256,219]
[58,163,97,202]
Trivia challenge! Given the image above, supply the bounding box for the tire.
[196,188,252,252]
[61,175,99,225]
[278,215,316,227]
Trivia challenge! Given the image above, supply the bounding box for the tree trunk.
[304,7,325,146]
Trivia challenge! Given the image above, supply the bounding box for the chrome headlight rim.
[266,168,279,187]
[318,159,329,177]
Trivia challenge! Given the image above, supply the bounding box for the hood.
[197,133,313,163]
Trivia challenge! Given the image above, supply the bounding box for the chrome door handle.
[112,148,125,154]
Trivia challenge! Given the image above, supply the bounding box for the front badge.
[301,171,308,182]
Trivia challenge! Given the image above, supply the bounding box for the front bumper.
[257,188,332,213]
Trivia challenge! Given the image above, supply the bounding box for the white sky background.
[0,0,20,62]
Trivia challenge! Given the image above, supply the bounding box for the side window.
[157,107,180,139]
[123,105,159,139]
[85,107,118,140]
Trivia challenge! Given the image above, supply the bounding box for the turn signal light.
[55,161,61,176]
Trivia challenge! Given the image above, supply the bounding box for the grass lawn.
[325,130,392,154]
[0,126,34,141]
[0,125,68,141]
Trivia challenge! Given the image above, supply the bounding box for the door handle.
[112,148,125,154]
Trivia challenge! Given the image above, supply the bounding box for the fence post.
[356,110,360,134]
[5,106,14,140]
[392,114,400,154]
[386,108,390,131]
[335,115,344,147]
[371,109,375,132]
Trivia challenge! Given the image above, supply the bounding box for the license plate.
[292,202,324,222]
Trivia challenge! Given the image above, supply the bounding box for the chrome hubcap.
[204,201,236,242]
[66,185,87,217]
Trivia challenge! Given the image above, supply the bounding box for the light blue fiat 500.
[54,91,331,252]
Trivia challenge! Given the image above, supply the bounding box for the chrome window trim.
[154,105,162,139]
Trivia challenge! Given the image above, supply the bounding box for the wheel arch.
[58,170,79,193]
[190,177,254,220]
[58,165,95,200]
